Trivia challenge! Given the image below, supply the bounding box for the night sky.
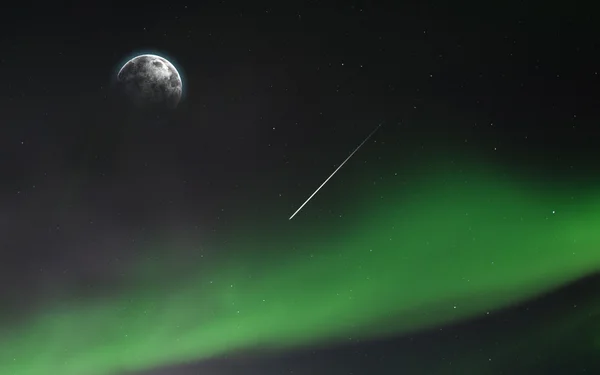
[1,1,600,374]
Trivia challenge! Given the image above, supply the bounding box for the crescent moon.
[118,54,183,91]
[116,54,183,109]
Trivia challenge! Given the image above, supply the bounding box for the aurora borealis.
[3,2,600,375]
[2,156,600,375]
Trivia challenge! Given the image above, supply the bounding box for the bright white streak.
[289,123,383,220]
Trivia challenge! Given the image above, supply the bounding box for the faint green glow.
[1,160,600,375]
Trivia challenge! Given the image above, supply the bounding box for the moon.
[116,54,183,109]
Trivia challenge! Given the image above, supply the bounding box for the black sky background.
[1,1,600,374]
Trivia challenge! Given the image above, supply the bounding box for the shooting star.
[289,123,383,220]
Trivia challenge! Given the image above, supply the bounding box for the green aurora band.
[2,159,600,375]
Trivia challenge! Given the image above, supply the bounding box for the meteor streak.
[289,123,383,220]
